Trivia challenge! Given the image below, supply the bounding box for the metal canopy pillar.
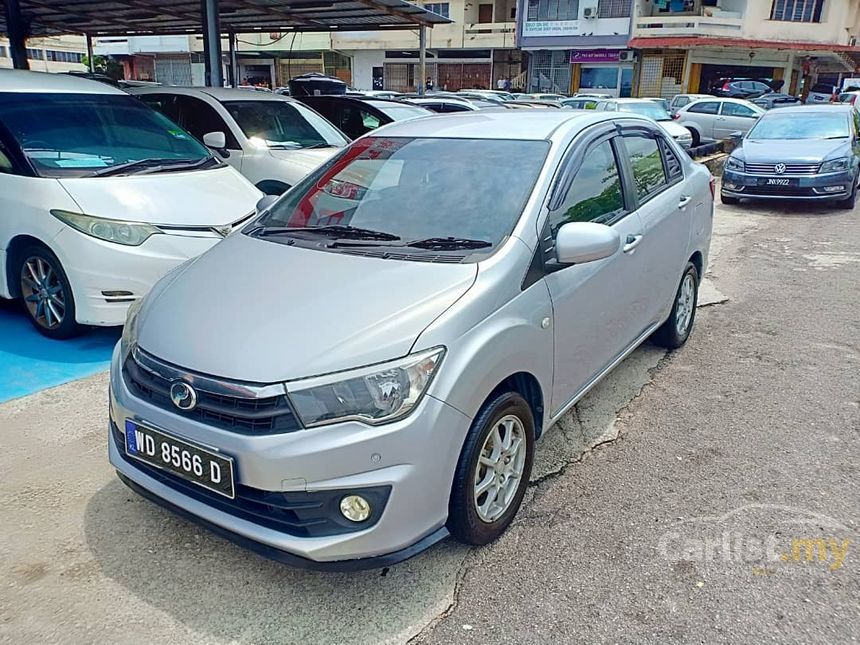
[4,0,30,70]
[228,31,238,87]
[200,0,223,87]
[418,25,426,96]
[86,34,95,72]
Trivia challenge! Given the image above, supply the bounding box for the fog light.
[340,495,371,522]
[723,182,741,191]
[822,185,846,193]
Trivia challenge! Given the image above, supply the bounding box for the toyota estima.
[111,111,713,569]
[0,70,261,338]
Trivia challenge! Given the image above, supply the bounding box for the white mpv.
[0,70,261,338]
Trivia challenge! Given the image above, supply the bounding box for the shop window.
[770,0,824,22]
[581,67,619,91]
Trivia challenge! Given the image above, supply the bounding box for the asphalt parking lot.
[1,195,858,644]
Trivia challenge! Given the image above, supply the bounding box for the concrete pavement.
[1,197,856,644]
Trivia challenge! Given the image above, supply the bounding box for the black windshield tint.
[257,137,550,260]
[748,113,850,140]
[0,92,210,177]
[222,100,348,148]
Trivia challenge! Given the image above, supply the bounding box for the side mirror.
[203,131,227,149]
[729,130,744,140]
[256,194,279,213]
[555,222,621,265]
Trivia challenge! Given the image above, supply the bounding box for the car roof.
[128,86,298,103]
[760,104,855,115]
[371,110,641,140]
[0,69,127,94]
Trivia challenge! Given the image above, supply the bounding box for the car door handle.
[678,195,693,208]
[623,234,643,253]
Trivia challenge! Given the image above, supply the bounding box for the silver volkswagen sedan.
[109,111,714,570]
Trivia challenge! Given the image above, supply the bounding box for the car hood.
[136,233,478,383]
[266,147,340,174]
[58,165,261,226]
[736,138,851,164]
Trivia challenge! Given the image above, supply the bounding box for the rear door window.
[721,102,758,118]
[175,96,239,149]
[623,134,668,203]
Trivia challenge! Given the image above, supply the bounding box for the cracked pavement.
[1,197,857,644]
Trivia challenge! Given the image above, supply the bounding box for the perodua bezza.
[110,111,714,570]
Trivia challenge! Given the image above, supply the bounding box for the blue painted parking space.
[0,299,119,403]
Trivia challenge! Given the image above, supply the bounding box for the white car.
[0,70,262,338]
[130,87,348,195]
[594,98,694,148]
[674,97,765,146]
[406,97,479,113]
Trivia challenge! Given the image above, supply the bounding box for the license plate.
[764,178,792,186]
[124,420,235,498]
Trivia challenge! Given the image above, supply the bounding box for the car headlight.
[820,157,851,173]
[51,209,160,246]
[725,156,745,172]
[286,347,445,427]
[121,296,143,356]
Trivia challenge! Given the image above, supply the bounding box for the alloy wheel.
[20,255,66,331]
[675,273,696,337]
[473,414,527,523]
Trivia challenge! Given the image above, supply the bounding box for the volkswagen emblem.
[170,381,198,411]
[774,163,787,175]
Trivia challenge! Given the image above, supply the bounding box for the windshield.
[223,100,348,148]
[748,113,850,140]
[365,101,431,122]
[618,102,672,121]
[0,92,212,178]
[254,137,550,260]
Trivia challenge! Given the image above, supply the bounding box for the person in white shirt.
[497,78,506,90]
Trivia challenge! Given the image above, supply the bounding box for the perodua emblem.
[170,382,198,411]
[774,163,787,175]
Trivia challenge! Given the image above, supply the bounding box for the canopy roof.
[0,0,451,36]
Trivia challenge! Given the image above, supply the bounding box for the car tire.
[16,244,81,339]
[687,127,700,148]
[652,262,699,350]
[721,193,740,205]
[836,173,858,209]
[447,391,535,546]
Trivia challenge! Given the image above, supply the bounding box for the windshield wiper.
[92,156,218,177]
[406,237,492,250]
[303,143,338,149]
[251,224,401,241]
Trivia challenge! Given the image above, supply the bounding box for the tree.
[80,54,124,80]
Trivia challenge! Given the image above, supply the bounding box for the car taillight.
[709,176,716,200]
[672,113,681,120]
[722,82,731,90]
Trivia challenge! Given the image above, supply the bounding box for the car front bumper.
[108,344,472,568]
[53,228,222,327]
[722,168,855,200]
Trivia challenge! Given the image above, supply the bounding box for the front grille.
[123,350,301,435]
[111,422,390,538]
[745,163,820,176]
[742,185,817,197]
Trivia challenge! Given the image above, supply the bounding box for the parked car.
[456,89,514,101]
[669,93,712,115]
[805,83,837,104]
[675,97,765,146]
[110,110,713,569]
[721,104,859,207]
[528,93,567,102]
[838,90,860,106]
[130,87,348,196]
[455,91,506,104]
[644,97,670,113]
[0,70,262,338]
[574,92,613,99]
[405,97,479,113]
[750,92,802,110]
[594,98,693,148]
[293,95,432,139]
[712,79,772,99]
[561,97,599,110]
[506,100,561,109]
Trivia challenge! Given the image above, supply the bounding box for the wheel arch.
[688,250,703,278]
[5,234,53,298]
[486,372,545,439]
